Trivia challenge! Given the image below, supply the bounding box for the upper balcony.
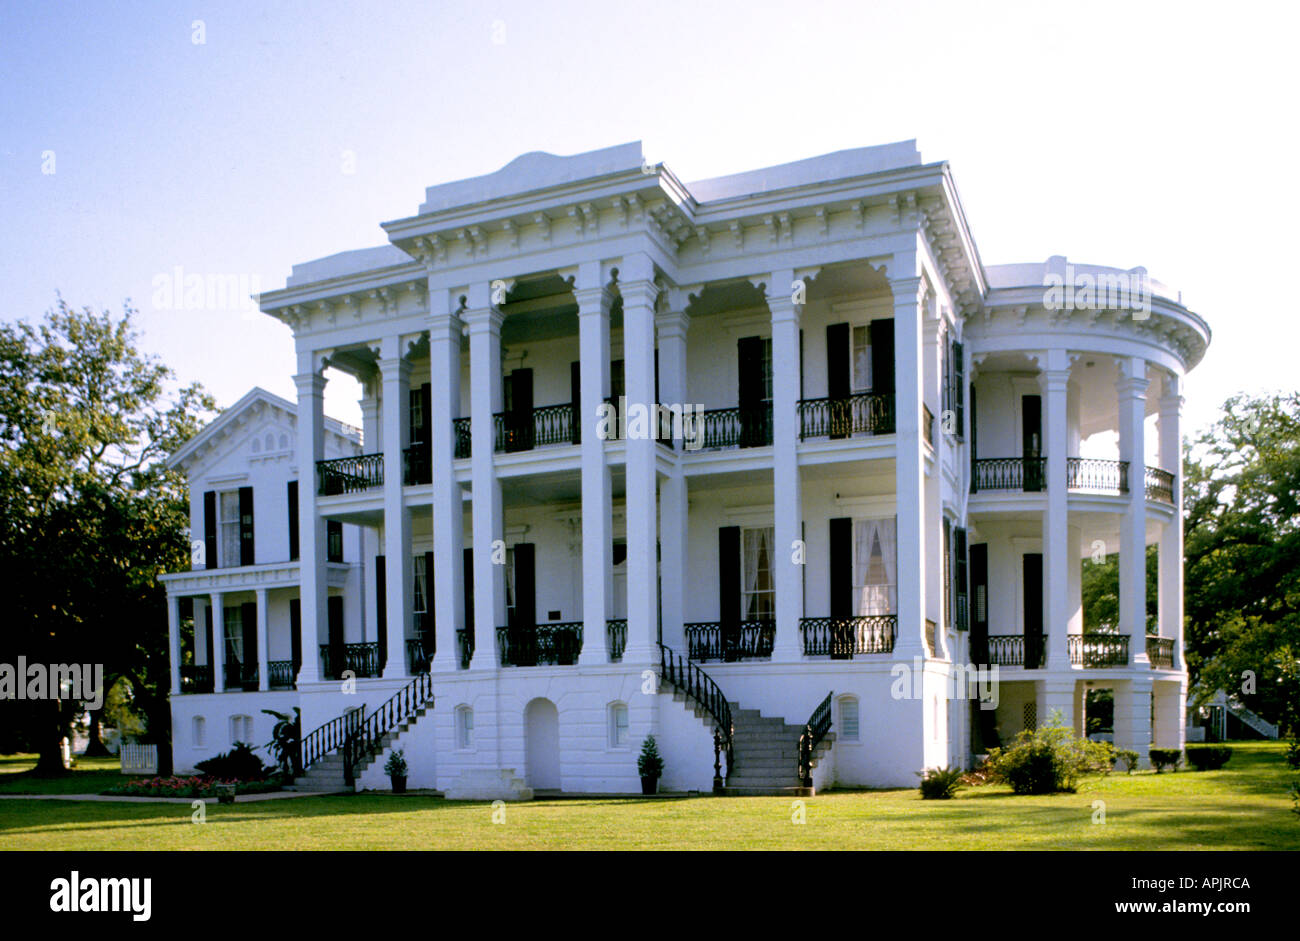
[969,456,1174,505]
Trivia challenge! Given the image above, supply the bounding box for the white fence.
[120,743,159,775]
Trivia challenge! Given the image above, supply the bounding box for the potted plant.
[637,735,664,795]
[214,782,237,804]
[384,749,408,793]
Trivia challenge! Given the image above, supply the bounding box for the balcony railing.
[797,393,895,440]
[223,662,259,691]
[403,445,431,486]
[267,660,297,690]
[497,623,583,666]
[1069,633,1129,667]
[607,619,627,662]
[406,634,432,673]
[970,457,1047,493]
[319,642,382,680]
[179,664,213,694]
[683,620,775,662]
[975,634,1046,668]
[800,615,896,657]
[317,453,383,496]
[1147,635,1175,669]
[1066,458,1128,494]
[494,403,579,453]
[697,405,773,450]
[453,417,472,459]
[456,628,474,670]
[1145,466,1175,504]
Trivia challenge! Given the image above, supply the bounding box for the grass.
[1,742,1296,850]
[0,753,129,796]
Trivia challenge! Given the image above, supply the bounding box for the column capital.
[461,304,505,333]
[293,371,327,396]
[574,283,615,315]
[1115,355,1149,385]
[377,354,412,383]
[1159,391,1184,415]
[655,307,690,338]
[1038,368,1072,393]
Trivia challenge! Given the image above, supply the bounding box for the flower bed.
[101,774,283,799]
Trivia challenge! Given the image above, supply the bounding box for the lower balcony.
[267,660,297,690]
[179,664,213,694]
[800,615,897,657]
[223,662,259,692]
[1147,635,1175,669]
[1068,632,1129,667]
[496,623,583,666]
[606,619,627,662]
[319,642,382,680]
[683,619,774,662]
[975,634,1047,668]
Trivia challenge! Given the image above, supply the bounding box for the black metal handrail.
[658,642,733,790]
[179,664,213,694]
[1145,466,1175,504]
[606,619,627,662]
[684,620,775,662]
[1066,457,1129,493]
[297,705,364,784]
[698,405,773,450]
[799,616,896,657]
[453,417,472,459]
[1147,635,1175,669]
[456,628,474,669]
[1069,633,1129,667]
[975,633,1047,668]
[493,402,579,453]
[319,642,382,679]
[403,445,431,486]
[970,457,1048,493]
[496,623,583,666]
[798,392,895,440]
[798,691,833,788]
[317,453,383,496]
[343,671,435,782]
[267,660,296,690]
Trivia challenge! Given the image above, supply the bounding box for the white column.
[360,378,383,645]
[620,254,659,664]
[168,594,182,695]
[1038,678,1076,733]
[1158,375,1184,670]
[768,271,804,661]
[922,313,943,657]
[210,590,226,692]
[429,291,466,672]
[465,287,505,668]
[1114,676,1154,767]
[656,297,690,654]
[576,264,613,665]
[380,338,412,680]
[1117,356,1151,666]
[255,587,269,691]
[1040,350,1072,669]
[294,362,327,684]
[891,269,927,657]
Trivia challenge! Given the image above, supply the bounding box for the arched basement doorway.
[524,697,560,791]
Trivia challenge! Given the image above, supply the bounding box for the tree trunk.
[32,701,71,775]
[83,708,111,757]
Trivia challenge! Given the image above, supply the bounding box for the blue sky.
[2,0,1295,436]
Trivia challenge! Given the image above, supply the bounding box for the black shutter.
[943,517,952,629]
[719,525,740,625]
[327,520,343,562]
[203,491,217,569]
[327,595,345,678]
[826,323,849,398]
[829,517,852,618]
[463,547,474,634]
[238,486,255,566]
[1023,553,1044,667]
[374,555,386,670]
[514,543,536,631]
[970,544,988,638]
[423,550,434,640]
[289,598,301,670]
[506,368,534,452]
[421,384,431,440]
[287,480,299,561]
[570,361,582,445]
[870,318,894,393]
[737,336,765,448]
[954,340,965,440]
[240,601,257,688]
[1022,394,1043,491]
[203,604,214,668]
[969,384,978,462]
[955,528,969,631]
[798,327,804,400]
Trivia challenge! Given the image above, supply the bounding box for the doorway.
[524,698,560,790]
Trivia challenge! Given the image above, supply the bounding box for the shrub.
[1291,780,1299,820]
[101,774,283,798]
[383,749,408,777]
[985,715,1115,794]
[1285,738,1300,770]
[193,741,269,781]
[1114,748,1140,773]
[1149,748,1182,772]
[637,735,664,779]
[1186,745,1233,771]
[918,766,964,799]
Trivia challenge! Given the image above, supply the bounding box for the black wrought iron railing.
[403,445,431,485]
[658,643,733,789]
[798,392,895,440]
[179,664,213,694]
[1069,633,1129,667]
[317,453,383,496]
[319,642,382,680]
[267,660,297,690]
[970,457,1048,493]
[798,691,833,788]
[406,635,432,673]
[496,623,583,666]
[297,706,364,784]
[493,403,579,453]
[607,619,627,662]
[799,616,896,657]
[1066,457,1128,493]
[343,671,435,782]
[697,405,773,450]
[1145,466,1175,504]
[684,619,775,662]
[456,628,474,670]
[1147,635,1175,669]
[453,417,472,459]
[223,661,258,691]
[975,634,1047,668]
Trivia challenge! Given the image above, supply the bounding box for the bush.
[1115,748,1140,773]
[918,766,964,799]
[1149,748,1182,773]
[1186,745,1233,771]
[383,749,408,777]
[985,715,1115,794]
[101,774,283,798]
[1285,738,1300,770]
[193,742,269,781]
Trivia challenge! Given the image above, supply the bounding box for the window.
[223,606,243,668]
[504,547,515,626]
[850,325,872,392]
[192,716,206,748]
[740,526,775,620]
[852,517,897,615]
[230,714,253,745]
[219,490,241,567]
[758,337,773,403]
[609,703,629,747]
[412,554,428,619]
[456,706,474,749]
[327,520,343,562]
[839,697,860,742]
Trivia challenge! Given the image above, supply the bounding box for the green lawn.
[1,742,1296,850]
[0,753,129,796]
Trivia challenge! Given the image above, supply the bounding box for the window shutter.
[463,547,474,634]
[423,550,435,638]
[870,318,895,393]
[826,323,849,399]
[943,517,952,629]
[955,528,969,631]
[718,527,740,627]
[970,544,988,637]
[327,596,345,676]
[238,486,255,566]
[289,598,301,670]
[737,336,764,406]
[203,491,218,569]
[240,601,257,686]
[375,555,386,666]
[203,604,214,668]
[327,520,343,563]
[287,480,299,561]
[829,517,852,618]
[570,361,582,445]
[954,340,965,439]
[513,543,536,630]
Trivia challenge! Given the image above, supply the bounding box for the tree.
[0,298,213,772]
[1183,392,1300,733]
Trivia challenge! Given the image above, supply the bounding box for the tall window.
[412,554,428,622]
[609,703,629,747]
[851,325,872,392]
[192,716,207,748]
[839,696,860,742]
[223,606,243,666]
[758,337,773,403]
[853,517,897,615]
[740,526,775,620]
[504,547,516,625]
[219,490,241,567]
[456,706,474,749]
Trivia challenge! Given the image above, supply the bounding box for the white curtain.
[854,517,897,615]
[742,527,774,619]
[224,607,243,663]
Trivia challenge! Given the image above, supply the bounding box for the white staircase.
[724,706,834,795]
[1226,699,1279,739]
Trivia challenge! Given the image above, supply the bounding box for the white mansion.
[161,141,1209,796]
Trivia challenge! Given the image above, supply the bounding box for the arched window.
[837,696,860,742]
[279,433,289,449]
[230,714,253,745]
[456,705,473,749]
[608,702,629,747]
[265,432,275,451]
[192,716,207,748]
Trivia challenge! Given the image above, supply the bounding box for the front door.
[504,368,534,452]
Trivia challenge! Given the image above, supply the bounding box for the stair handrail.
[297,704,366,784]
[797,691,834,788]
[344,671,436,778]
[658,642,733,787]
